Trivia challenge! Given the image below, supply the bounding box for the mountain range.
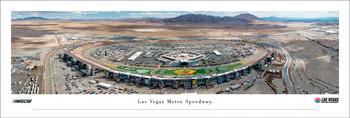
[12,13,339,23]
[13,17,50,21]
[162,13,262,23]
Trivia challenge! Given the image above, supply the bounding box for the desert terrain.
[11,13,339,94]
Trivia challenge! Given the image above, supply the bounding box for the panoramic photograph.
[11,11,339,94]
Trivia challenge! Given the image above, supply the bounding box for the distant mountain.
[163,13,262,23]
[262,16,339,22]
[232,13,262,21]
[13,17,51,21]
[56,17,162,21]
[12,14,339,23]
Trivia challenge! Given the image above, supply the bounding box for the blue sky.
[11,11,339,20]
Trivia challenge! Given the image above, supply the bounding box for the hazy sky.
[11,11,339,20]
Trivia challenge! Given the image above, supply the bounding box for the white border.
[1,1,349,117]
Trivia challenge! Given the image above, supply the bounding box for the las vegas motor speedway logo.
[314,97,339,103]
[314,97,321,103]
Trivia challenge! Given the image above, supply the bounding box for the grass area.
[117,66,152,75]
[107,64,152,75]
[215,61,250,73]
[155,70,177,76]
[155,68,213,76]
[194,68,213,75]
[215,63,244,73]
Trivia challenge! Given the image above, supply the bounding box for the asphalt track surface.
[43,41,272,93]
[78,41,269,77]
[278,45,295,94]
[40,41,276,95]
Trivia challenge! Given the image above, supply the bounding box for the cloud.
[128,12,183,18]
[188,11,246,17]
[12,11,73,16]
[187,11,339,18]
[11,11,339,20]
[12,11,102,16]
[73,11,99,15]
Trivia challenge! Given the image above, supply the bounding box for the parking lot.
[11,66,43,94]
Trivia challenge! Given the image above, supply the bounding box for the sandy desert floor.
[11,20,311,48]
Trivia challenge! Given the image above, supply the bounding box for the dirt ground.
[12,35,59,48]
[265,30,339,94]
[11,20,310,48]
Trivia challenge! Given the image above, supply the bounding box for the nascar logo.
[12,99,32,103]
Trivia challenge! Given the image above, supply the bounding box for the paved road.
[44,48,61,94]
[278,45,295,94]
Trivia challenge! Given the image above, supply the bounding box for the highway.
[278,45,295,94]
[43,48,61,94]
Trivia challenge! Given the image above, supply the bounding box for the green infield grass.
[155,68,213,76]
[116,66,152,75]
[215,63,243,73]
